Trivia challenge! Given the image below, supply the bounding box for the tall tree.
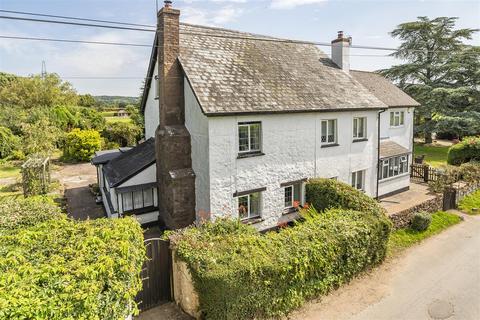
[380,17,479,142]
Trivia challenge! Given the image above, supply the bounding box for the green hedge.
[62,128,102,161]
[0,197,145,319]
[172,206,391,319]
[305,178,387,217]
[0,126,20,159]
[447,136,480,165]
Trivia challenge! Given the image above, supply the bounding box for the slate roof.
[380,140,410,159]
[91,148,132,165]
[141,23,388,115]
[103,138,156,187]
[351,70,420,107]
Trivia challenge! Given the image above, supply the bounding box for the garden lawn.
[414,143,449,167]
[459,190,480,215]
[0,162,20,179]
[387,211,462,256]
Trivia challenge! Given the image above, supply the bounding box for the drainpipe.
[376,109,387,199]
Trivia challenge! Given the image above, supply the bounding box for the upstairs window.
[238,192,261,220]
[353,117,367,140]
[284,183,302,208]
[321,119,337,145]
[351,170,365,191]
[390,111,405,127]
[238,122,262,154]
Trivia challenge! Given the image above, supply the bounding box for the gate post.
[423,165,429,183]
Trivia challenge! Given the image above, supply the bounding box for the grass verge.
[387,211,462,256]
[105,116,132,123]
[459,190,480,215]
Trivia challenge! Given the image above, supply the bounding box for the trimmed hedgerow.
[0,196,61,232]
[171,206,391,319]
[0,197,145,319]
[447,136,480,165]
[305,178,387,217]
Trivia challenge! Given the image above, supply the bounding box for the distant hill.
[94,95,139,106]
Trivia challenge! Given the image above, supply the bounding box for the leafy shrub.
[429,162,480,192]
[62,128,102,161]
[0,126,20,159]
[447,136,480,165]
[171,207,391,319]
[411,211,432,231]
[102,122,142,147]
[305,178,387,217]
[0,198,145,319]
[0,196,61,232]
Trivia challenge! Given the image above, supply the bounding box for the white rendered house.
[96,4,419,230]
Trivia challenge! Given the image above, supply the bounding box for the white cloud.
[181,5,244,26]
[270,0,327,10]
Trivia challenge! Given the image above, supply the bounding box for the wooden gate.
[410,164,442,183]
[136,238,172,312]
[443,188,457,211]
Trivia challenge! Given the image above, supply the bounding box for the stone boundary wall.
[389,193,443,229]
[171,252,200,319]
[454,181,480,206]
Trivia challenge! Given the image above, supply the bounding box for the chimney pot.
[164,0,172,8]
[338,31,344,39]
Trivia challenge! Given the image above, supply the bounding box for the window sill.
[379,172,410,183]
[237,151,265,159]
[241,216,264,225]
[321,143,339,148]
[123,206,158,216]
[353,138,368,143]
[282,207,299,215]
[390,125,405,129]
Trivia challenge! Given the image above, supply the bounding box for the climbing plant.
[21,156,50,197]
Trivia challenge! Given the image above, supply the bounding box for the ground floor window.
[122,187,156,212]
[284,183,302,208]
[238,192,261,220]
[351,170,365,191]
[380,155,409,180]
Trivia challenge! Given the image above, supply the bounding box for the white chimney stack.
[331,31,351,73]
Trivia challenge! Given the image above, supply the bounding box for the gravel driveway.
[54,162,105,220]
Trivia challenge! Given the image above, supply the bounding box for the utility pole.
[41,60,47,79]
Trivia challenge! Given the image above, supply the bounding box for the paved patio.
[380,182,438,216]
[135,303,192,320]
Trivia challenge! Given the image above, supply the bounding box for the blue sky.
[1,0,479,96]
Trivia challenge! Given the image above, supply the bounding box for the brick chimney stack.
[331,31,351,73]
[155,1,196,229]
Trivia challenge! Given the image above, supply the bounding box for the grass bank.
[459,190,480,215]
[387,211,462,256]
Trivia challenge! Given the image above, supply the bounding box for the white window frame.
[380,155,409,180]
[351,170,365,191]
[390,111,405,127]
[284,183,302,209]
[321,119,338,145]
[237,192,261,220]
[353,117,367,140]
[121,187,157,213]
[238,122,262,154]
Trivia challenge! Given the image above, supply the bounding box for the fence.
[410,163,443,183]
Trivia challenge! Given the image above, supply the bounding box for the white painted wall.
[184,79,210,217]
[380,107,414,151]
[118,164,156,187]
[144,63,159,139]
[206,111,379,230]
[378,173,410,197]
